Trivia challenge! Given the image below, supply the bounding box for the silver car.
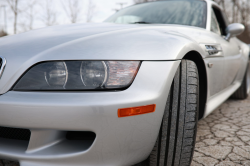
[0,0,249,166]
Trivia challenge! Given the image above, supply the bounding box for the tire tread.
[135,60,199,166]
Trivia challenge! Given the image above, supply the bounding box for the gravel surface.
[1,98,250,166]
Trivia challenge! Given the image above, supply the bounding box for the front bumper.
[0,61,180,166]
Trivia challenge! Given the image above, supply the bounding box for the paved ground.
[1,98,250,166]
[192,97,250,166]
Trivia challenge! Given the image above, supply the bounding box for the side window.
[212,7,228,36]
[211,9,221,35]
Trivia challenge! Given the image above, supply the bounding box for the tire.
[135,60,199,166]
[231,64,250,100]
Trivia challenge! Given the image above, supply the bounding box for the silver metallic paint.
[225,23,245,41]
[0,24,207,94]
[0,61,180,166]
[0,0,249,165]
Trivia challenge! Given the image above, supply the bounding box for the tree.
[26,0,37,30]
[214,0,250,43]
[0,29,7,37]
[86,0,96,22]
[41,0,57,26]
[61,0,82,23]
[6,0,19,34]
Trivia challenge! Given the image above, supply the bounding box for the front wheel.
[136,60,199,166]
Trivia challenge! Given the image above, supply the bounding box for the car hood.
[0,23,212,94]
[0,23,136,60]
[0,23,214,61]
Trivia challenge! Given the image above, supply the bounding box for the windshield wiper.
[130,21,152,24]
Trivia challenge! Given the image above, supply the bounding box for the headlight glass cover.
[13,61,141,90]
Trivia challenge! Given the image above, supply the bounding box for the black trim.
[0,58,2,69]
[66,131,96,141]
[212,5,228,36]
[0,126,31,141]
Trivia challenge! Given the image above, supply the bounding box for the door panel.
[223,38,241,88]
[204,57,224,97]
[210,6,241,91]
[219,37,241,89]
[204,32,240,97]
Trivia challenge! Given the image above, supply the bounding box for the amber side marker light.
[118,104,156,118]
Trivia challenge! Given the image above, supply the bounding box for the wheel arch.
[183,51,207,120]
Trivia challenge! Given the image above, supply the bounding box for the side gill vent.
[205,45,222,55]
[0,56,6,79]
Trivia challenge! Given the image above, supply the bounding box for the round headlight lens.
[80,61,107,87]
[45,62,68,87]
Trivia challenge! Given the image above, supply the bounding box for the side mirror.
[225,23,245,41]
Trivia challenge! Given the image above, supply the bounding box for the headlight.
[45,62,68,87]
[80,61,107,87]
[13,61,141,90]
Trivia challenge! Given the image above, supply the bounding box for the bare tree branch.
[61,0,82,23]
[86,0,96,22]
[25,0,37,30]
[41,0,57,26]
[215,0,250,43]
[6,0,19,34]
[0,29,7,37]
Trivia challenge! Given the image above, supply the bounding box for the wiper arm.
[130,21,152,24]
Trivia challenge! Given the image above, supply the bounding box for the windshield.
[105,0,207,28]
